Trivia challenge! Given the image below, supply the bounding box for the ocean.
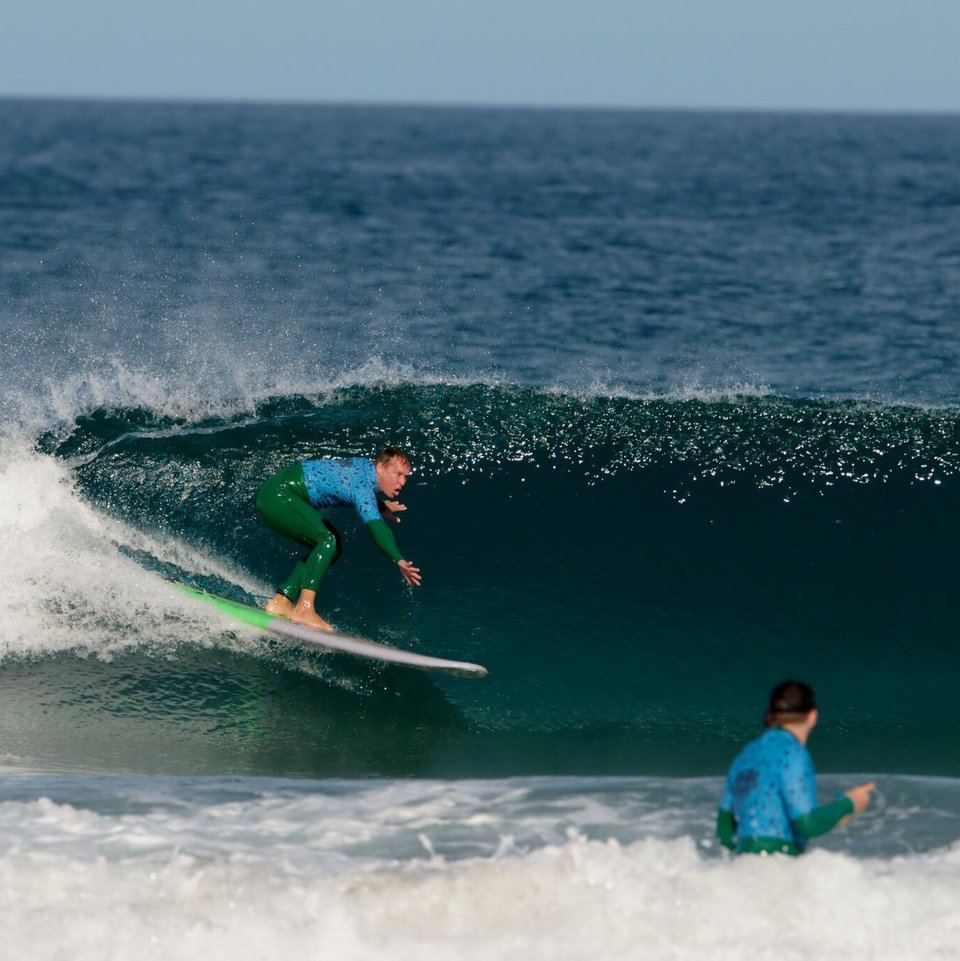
[1,98,959,958]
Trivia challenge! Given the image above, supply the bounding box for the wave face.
[0,384,954,777]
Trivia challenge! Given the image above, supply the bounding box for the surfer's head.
[375,447,411,469]
[764,680,817,729]
[375,447,412,498]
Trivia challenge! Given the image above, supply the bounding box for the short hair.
[764,680,816,728]
[375,447,411,467]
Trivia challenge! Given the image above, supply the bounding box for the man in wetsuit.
[716,681,876,856]
[255,447,421,632]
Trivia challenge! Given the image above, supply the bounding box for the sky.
[2,0,959,113]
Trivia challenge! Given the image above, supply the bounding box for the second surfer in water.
[255,447,421,631]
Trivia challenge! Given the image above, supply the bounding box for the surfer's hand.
[398,560,421,587]
[381,500,407,523]
[843,782,876,815]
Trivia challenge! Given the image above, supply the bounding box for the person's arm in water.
[791,796,854,838]
[796,782,876,835]
[785,750,876,840]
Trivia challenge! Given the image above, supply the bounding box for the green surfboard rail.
[171,577,488,677]
[173,581,275,630]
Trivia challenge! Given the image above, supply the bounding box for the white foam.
[0,783,958,961]
[0,440,262,661]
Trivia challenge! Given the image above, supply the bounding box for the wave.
[3,383,959,777]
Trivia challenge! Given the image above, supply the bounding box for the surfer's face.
[376,457,411,498]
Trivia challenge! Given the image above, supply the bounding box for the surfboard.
[173,581,488,678]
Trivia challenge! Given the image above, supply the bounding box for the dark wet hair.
[375,447,411,467]
[764,680,816,728]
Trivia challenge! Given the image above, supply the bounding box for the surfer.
[255,447,421,631]
[716,680,875,856]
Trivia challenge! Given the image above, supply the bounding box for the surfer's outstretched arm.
[366,518,422,587]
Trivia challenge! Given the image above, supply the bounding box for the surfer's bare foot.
[265,593,295,618]
[291,610,334,632]
[290,589,334,632]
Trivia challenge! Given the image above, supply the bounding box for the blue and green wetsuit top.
[301,457,403,563]
[717,727,854,856]
[302,458,383,523]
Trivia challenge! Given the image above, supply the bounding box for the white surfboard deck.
[175,581,488,678]
[267,619,486,676]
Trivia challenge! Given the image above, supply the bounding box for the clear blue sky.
[3,0,959,112]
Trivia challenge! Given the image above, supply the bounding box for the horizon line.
[2,91,959,120]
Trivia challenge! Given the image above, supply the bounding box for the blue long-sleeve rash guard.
[302,458,383,521]
[717,728,853,855]
[301,458,402,562]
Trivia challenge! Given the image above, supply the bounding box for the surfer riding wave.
[255,447,421,631]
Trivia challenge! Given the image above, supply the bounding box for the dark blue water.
[2,99,959,779]
[4,100,960,404]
